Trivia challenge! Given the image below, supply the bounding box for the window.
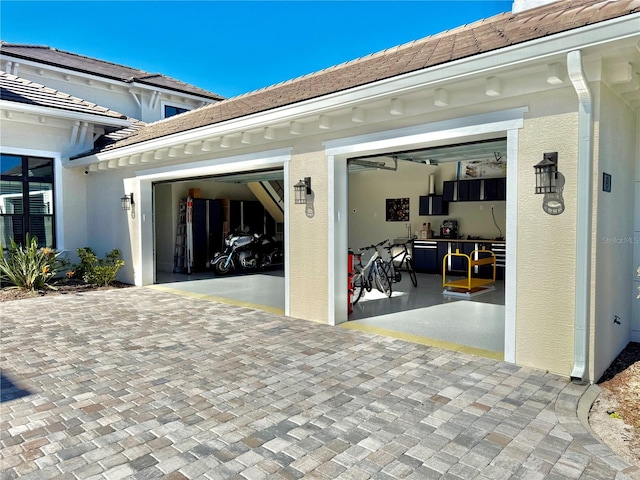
[1,154,55,248]
[164,105,189,118]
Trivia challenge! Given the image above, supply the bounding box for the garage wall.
[154,181,258,274]
[348,160,507,248]
[515,88,579,377]
[289,149,329,323]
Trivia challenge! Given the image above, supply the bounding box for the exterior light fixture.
[294,177,312,205]
[534,152,565,215]
[534,152,558,194]
[121,193,134,211]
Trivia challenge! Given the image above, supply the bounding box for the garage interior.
[153,138,507,359]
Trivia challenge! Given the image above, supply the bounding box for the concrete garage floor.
[155,271,505,359]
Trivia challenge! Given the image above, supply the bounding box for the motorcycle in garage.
[207,230,283,275]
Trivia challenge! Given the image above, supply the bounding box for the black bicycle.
[380,240,418,287]
[351,240,392,304]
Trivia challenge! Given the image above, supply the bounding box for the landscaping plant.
[0,234,67,291]
[75,247,124,287]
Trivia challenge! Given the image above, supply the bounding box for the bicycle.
[351,240,392,304]
[380,240,418,287]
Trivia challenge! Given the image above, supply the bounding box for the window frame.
[164,105,189,118]
[1,153,56,248]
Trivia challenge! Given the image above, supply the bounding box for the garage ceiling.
[348,138,507,171]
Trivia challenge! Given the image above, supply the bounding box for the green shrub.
[0,234,67,291]
[76,247,124,286]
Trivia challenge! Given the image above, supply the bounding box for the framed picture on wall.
[386,198,410,222]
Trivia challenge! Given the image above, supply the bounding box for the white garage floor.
[154,270,505,359]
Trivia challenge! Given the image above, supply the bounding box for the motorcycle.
[207,230,283,276]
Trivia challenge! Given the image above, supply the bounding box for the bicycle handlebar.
[358,239,388,252]
[384,240,412,250]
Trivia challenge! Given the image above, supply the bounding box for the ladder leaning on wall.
[173,198,188,273]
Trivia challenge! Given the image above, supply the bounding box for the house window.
[164,105,189,118]
[1,154,55,248]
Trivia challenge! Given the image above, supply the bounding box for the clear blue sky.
[1,1,512,98]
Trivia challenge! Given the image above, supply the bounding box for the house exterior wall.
[288,149,329,323]
[593,82,638,381]
[515,89,580,377]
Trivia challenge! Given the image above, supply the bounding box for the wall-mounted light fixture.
[121,193,134,211]
[534,152,565,215]
[534,152,558,194]
[294,177,312,205]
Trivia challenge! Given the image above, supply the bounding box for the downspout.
[567,50,594,384]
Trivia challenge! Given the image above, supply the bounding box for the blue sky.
[1,1,512,98]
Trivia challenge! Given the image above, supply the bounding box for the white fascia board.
[87,14,639,162]
[133,148,292,182]
[324,108,527,156]
[0,99,134,127]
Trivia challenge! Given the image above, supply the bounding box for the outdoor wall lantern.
[294,177,312,205]
[121,193,134,211]
[534,152,565,215]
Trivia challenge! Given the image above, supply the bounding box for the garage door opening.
[346,138,507,359]
[153,168,286,314]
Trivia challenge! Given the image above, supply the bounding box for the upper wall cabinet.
[419,195,449,216]
[443,178,505,202]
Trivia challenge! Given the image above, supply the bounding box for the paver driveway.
[1,288,637,479]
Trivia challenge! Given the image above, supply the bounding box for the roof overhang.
[72,12,640,168]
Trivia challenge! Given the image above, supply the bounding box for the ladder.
[173,198,188,273]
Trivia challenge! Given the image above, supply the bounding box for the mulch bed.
[0,278,131,302]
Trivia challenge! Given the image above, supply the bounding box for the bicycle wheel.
[380,259,396,283]
[405,257,418,287]
[352,268,365,304]
[373,260,392,297]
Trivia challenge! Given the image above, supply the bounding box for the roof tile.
[76,0,639,156]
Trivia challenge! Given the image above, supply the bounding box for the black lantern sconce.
[294,177,312,205]
[121,193,134,211]
[534,152,558,194]
[534,152,565,215]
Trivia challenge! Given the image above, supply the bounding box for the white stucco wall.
[592,83,638,380]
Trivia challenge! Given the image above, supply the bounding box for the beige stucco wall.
[516,99,580,376]
[288,149,329,323]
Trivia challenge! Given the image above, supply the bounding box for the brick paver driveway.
[1,288,637,479]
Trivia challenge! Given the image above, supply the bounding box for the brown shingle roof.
[1,71,128,120]
[83,0,640,155]
[0,42,225,101]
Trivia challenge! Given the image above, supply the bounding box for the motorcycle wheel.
[212,256,232,275]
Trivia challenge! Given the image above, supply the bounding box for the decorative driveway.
[1,288,637,479]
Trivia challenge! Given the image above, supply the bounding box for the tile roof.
[76,0,640,156]
[1,71,128,120]
[0,42,225,101]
